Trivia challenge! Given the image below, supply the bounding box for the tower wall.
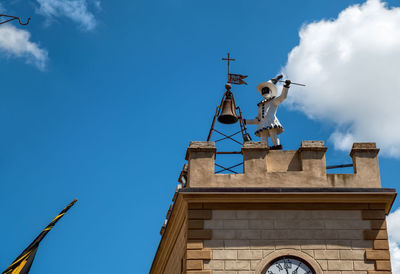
[202,208,388,273]
[151,141,396,274]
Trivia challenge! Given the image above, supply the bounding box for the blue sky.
[0,0,400,273]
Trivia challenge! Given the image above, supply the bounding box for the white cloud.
[36,0,97,31]
[0,24,48,70]
[283,0,400,157]
[388,208,400,273]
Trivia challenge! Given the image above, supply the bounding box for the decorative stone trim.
[298,140,327,152]
[362,207,392,273]
[350,143,380,157]
[186,204,213,273]
[254,249,324,274]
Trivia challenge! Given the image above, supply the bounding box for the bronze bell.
[217,91,238,124]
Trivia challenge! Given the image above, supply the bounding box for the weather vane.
[206,53,251,174]
[222,52,248,85]
[0,14,30,26]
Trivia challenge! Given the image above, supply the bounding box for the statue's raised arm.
[273,80,291,106]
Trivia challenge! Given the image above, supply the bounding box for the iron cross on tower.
[222,53,235,80]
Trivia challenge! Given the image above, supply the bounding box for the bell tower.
[150,141,396,274]
[150,55,396,274]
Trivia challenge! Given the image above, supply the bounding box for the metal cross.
[222,52,235,79]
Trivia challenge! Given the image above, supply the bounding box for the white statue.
[244,75,291,149]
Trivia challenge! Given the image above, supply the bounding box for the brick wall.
[203,210,389,274]
[163,221,187,274]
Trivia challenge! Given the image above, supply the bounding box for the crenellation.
[185,141,383,188]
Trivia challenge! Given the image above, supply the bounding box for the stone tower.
[150,141,396,274]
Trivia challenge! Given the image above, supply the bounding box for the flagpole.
[2,199,78,274]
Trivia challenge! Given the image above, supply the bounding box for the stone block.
[213,210,236,219]
[286,229,315,240]
[225,240,250,250]
[225,260,250,271]
[237,250,263,260]
[274,219,325,229]
[204,220,223,229]
[223,220,249,229]
[189,220,204,229]
[236,210,268,219]
[187,260,203,270]
[300,240,326,249]
[204,240,224,249]
[186,271,212,274]
[261,229,288,239]
[370,220,386,230]
[338,230,365,240]
[188,230,212,240]
[317,260,327,270]
[340,250,365,260]
[213,230,236,240]
[263,250,274,258]
[326,240,352,249]
[362,210,385,220]
[314,250,340,259]
[250,260,259,270]
[187,250,212,260]
[248,220,274,229]
[249,240,275,250]
[213,249,237,260]
[311,230,338,240]
[204,260,224,270]
[364,230,388,240]
[187,241,203,250]
[373,240,389,250]
[352,240,373,249]
[327,260,353,270]
[312,210,361,220]
[275,240,301,250]
[375,260,391,271]
[325,220,370,229]
[365,250,390,260]
[237,230,261,240]
[353,261,375,270]
[189,210,212,220]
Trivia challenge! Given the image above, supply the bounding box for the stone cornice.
[180,190,397,214]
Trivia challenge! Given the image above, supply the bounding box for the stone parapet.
[185,141,381,188]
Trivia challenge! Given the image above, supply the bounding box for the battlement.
[184,141,381,188]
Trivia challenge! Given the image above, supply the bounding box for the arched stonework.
[255,249,324,274]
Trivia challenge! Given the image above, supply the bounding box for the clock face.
[264,257,314,274]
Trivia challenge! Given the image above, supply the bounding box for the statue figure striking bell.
[244,75,291,150]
